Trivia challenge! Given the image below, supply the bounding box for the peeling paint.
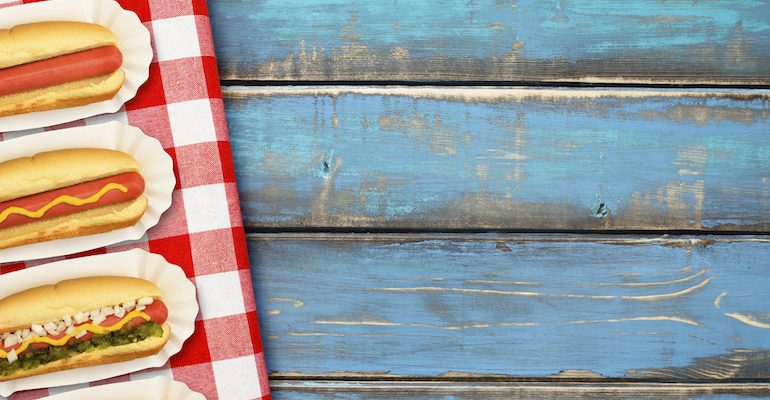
[269,298,306,308]
[724,312,770,329]
[628,350,770,380]
[371,276,715,301]
[714,292,728,309]
[215,0,770,84]
[466,268,706,287]
[228,88,770,231]
[252,237,770,378]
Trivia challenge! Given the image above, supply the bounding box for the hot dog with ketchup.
[0,21,125,118]
[0,148,147,250]
[0,276,170,381]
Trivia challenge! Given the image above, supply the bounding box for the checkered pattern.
[0,0,270,399]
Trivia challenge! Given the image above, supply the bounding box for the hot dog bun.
[0,276,162,334]
[0,21,124,118]
[0,22,118,69]
[0,148,140,202]
[0,196,147,251]
[0,148,148,249]
[0,70,124,118]
[0,276,170,381]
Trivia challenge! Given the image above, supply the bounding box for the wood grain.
[269,381,770,399]
[208,0,770,84]
[207,2,770,396]
[249,234,770,379]
[226,87,770,232]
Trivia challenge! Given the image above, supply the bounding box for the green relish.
[0,321,163,376]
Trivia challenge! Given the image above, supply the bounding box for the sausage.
[0,46,122,97]
[0,172,145,231]
[7,300,168,354]
[99,300,169,329]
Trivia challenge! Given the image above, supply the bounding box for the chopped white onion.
[31,324,45,336]
[3,335,18,348]
[137,297,154,306]
[73,312,87,324]
[122,300,136,311]
[43,322,58,335]
[91,314,106,326]
[8,298,153,351]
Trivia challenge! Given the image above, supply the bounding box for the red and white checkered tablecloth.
[0,0,270,399]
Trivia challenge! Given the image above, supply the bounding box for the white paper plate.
[0,121,175,263]
[0,0,153,132]
[0,249,198,396]
[43,376,205,400]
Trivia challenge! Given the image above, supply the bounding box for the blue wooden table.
[207,0,770,398]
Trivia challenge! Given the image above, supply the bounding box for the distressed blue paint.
[210,0,770,58]
[226,89,770,230]
[208,0,770,81]
[217,0,525,59]
[523,0,770,58]
[250,236,770,377]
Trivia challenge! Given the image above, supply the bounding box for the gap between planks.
[269,380,770,399]
[246,232,770,245]
[222,85,770,100]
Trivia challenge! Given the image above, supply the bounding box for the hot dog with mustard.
[0,21,125,118]
[0,148,147,250]
[0,276,169,381]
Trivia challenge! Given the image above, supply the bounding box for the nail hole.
[593,203,608,218]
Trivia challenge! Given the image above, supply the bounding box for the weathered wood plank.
[226,87,770,232]
[249,234,770,379]
[269,381,770,400]
[208,0,770,84]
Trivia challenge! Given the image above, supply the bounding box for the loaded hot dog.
[0,276,170,381]
[0,21,125,118]
[0,148,147,250]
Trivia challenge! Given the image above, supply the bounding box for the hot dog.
[0,21,125,118]
[0,276,170,381]
[0,148,147,250]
